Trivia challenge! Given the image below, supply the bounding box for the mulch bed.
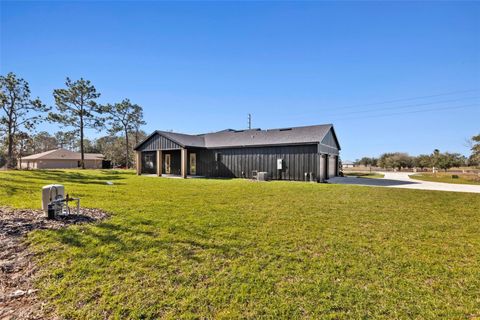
[0,207,109,320]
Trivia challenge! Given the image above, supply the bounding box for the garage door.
[328,156,337,178]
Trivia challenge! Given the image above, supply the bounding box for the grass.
[1,169,479,319]
[410,172,480,185]
[344,172,385,179]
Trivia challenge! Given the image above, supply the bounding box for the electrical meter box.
[277,159,283,170]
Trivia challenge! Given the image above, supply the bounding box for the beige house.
[19,148,105,169]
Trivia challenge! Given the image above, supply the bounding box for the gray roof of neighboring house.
[135,124,340,150]
[21,148,105,160]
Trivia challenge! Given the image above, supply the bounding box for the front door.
[165,154,171,174]
[190,153,196,175]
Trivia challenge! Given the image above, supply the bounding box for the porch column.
[156,150,163,177]
[325,154,329,179]
[181,148,187,178]
[136,151,142,175]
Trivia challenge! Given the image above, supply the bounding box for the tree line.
[355,142,480,172]
[0,72,146,169]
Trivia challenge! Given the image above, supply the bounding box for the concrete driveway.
[329,172,480,194]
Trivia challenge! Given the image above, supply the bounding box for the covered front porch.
[136,148,198,178]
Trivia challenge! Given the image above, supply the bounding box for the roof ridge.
[155,124,332,137]
[134,124,337,150]
[21,148,104,160]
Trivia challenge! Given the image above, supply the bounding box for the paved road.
[329,172,480,194]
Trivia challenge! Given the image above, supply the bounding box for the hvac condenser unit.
[257,171,269,181]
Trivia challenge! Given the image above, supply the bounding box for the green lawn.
[410,172,480,185]
[1,170,479,319]
[344,172,385,179]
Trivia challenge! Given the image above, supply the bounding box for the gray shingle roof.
[21,148,104,160]
[135,124,338,150]
[156,131,206,148]
[202,125,333,148]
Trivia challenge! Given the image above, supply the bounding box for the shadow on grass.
[0,214,98,237]
[1,170,127,197]
[329,176,420,187]
[30,170,127,185]
[1,183,21,197]
[143,174,235,181]
[51,217,246,263]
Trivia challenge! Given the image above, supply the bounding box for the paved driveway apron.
[329,172,480,194]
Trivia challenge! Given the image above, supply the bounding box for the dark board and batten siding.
[204,145,319,181]
[318,130,340,155]
[189,149,215,177]
[163,150,182,175]
[136,126,340,180]
[138,133,182,151]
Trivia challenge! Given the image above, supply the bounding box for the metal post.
[156,150,163,177]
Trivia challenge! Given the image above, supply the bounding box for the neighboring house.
[19,148,105,169]
[134,124,341,181]
[342,160,355,168]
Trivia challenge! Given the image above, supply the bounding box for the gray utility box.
[257,172,269,181]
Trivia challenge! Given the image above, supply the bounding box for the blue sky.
[1,1,479,161]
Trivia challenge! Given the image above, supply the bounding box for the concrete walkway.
[329,172,480,194]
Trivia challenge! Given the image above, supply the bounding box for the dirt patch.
[0,207,108,320]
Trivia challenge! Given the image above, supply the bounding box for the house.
[19,148,105,169]
[134,124,341,181]
[342,160,355,168]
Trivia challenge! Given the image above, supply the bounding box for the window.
[145,154,154,169]
[190,153,196,175]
